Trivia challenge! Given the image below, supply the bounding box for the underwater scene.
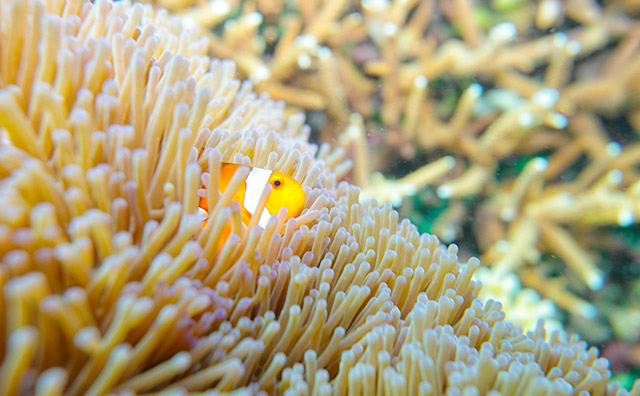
[0,0,639,394]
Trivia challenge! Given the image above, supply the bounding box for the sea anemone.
[0,0,638,395]
[148,0,640,332]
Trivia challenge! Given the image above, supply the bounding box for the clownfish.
[199,163,306,229]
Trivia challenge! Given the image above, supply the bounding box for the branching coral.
[0,0,639,395]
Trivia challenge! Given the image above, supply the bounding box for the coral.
[0,0,639,395]
[474,267,562,335]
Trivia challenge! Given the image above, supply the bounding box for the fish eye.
[273,179,282,188]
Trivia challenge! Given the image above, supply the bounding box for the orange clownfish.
[199,163,306,229]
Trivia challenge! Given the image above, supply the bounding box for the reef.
[0,0,639,395]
